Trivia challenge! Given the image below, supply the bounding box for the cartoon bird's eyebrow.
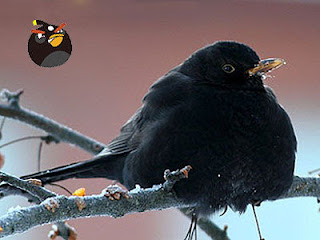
[54,23,66,33]
[31,29,45,34]
[31,29,46,34]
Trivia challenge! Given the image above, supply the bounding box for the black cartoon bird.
[28,20,72,67]
[22,41,296,238]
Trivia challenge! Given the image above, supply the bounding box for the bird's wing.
[102,107,144,155]
[99,70,193,156]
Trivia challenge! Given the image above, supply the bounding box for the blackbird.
[22,41,296,215]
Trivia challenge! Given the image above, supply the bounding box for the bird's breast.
[124,87,295,214]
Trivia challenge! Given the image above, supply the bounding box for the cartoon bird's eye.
[48,26,54,31]
[35,34,45,44]
[222,64,235,74]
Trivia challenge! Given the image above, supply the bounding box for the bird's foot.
[184,212,198,240]
[251,202,265,240]
[102,184,130,201]
[252,199,262,207]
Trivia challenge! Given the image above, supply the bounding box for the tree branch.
[0,170,194,238]
[1,172,320,239]
[281,176,320,199]
[0,172,76,240]
[0,89,105,155]
[0,172,55,202]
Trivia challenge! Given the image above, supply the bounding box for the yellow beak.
[247,58,285,76]
[48,34,64,47]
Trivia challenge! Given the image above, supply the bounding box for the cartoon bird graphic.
[28,20,72,67]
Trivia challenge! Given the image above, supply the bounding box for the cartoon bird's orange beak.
[48,34,64,47]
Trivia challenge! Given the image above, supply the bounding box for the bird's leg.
[101,184,130,201]
[192,214,197,240]
[184,212,198,240]
[251,201,265,240]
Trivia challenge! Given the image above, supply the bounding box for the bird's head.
[31,20,67,48]
[180,41,285,90]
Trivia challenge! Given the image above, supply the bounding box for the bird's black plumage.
[22,41,296,214]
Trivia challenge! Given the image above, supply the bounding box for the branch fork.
[0,89,24,108]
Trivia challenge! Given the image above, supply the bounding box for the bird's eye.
[222,64,235,74]
[48,26,54,31]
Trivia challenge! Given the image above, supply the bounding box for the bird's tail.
[21,153,125,185]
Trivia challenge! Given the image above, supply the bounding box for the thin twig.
[0,172,56,201]
[0,172,75,240]
[0,117,5,131]
[0,135,46,149]
[308,168,320,175]
[0,89,105,154]
[37,140,43,172]
[48,183,73,195]
[0,117,5,140]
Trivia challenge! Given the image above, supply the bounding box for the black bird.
[22,41,296,216]
[28,20,72,67]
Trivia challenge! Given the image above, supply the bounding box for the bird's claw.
[102,184,130,201]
